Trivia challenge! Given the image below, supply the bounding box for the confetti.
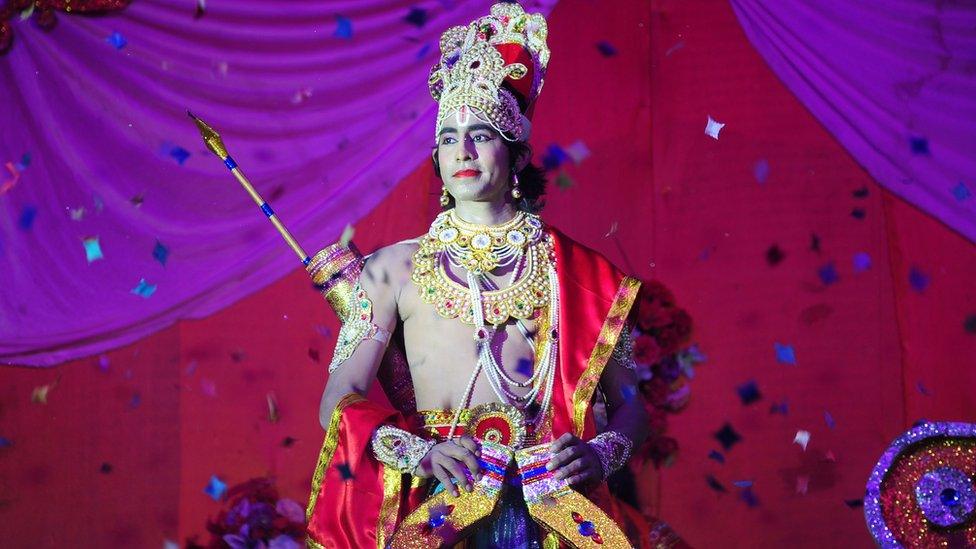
[818,263,839,286]
[18,205,37,230]
[795,475,809,495]
[851,208,866,220]
[596,40,617,57]
[753,159,770,184]
[765,244,784,266]
[168,146,190,165]
[604,221,618,238]
[0,437,12,448]
[565,140,591,164]
[909,136,929,155]
[185,360,198,376]
[19,3,34,20]
[844,498,864,509]
[732,480,753,488]
[334,15,353,39]
[769,400,789,415]
[129,393,141,408]
[554,172,575,190]
[100,462,113,474]
[824,410,836,429]
[194,0,206,19]
[705,475,727,493]
[164,541,179,549]
[315,324,333,338]
[853,186,869,198]
[153,240,169,266]
[0,161,20,195]
[774,342,796,365]
[339,223,355,247]
[291,87,313,105]
[739,487,759,507]
[230,349,246,362]
[415,42,432,60]
[31,383,53,404]
[404,7,428,28]
[516,357,533,377]
[83,237,104,263]
[542,144,569,171]
[200,379,217,397]
[713,423,741,451]
[106,31,127,50]
[282,436,297,447]
[964,314,976,334]
[69,207,86,221]
[916,380,931,396]
[736,380,761,405]
[952,182,971,202]
[336,462,354,480]
[94,354,110,373]
[853,252,872,272]
[810,233,821,253]
[704,116,725,140]
[267,392,279,423]
[131,278,157,298]
[707,450,725,464]
[665,41,684,56]
[130,193,144,207]
[204,475,227,500]
[825,450,837,462]
[908,266,929,293]
[308,347,320,362]
[793,430,811,451]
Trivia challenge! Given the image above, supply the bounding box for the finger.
[432,463,454,496]
[455,436,480,456]
[553,458,585,480]
[547,445,579,470]
[442,458,472,493]
[565,473,589,486]
[550,433,575,453]
[444,444,481,479]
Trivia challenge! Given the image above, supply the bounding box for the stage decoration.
[0,0,130,55]
[864,421,976,548]
[188,477,306,549]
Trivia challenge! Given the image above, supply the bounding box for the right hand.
[413,435,482,496]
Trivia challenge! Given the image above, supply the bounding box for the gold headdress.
[428,2,550,142]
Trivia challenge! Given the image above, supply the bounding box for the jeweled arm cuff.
[328,280,392,373]
[371,425,436,475]
[588,431,633,480]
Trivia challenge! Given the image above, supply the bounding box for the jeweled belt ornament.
[864,421,976,548]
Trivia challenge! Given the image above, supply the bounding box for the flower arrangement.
[188,477,306,549]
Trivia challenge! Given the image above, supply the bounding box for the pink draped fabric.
[0,0,555,366]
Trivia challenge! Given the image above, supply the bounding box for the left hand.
[545,432,603,487]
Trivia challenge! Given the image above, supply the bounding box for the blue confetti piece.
[14,152,30,171]
[18,205,37,230]
[824,410,836,429]
[541,144,569,171]
[909,136,929,155]
[736,380,761,405]
[713,423,741,451]
[851,208,866,220]
[732,480,753,488]
[416,42,432,60]
[515,357,533,377]
[169,146,190,165]
[909,266,929,293]
[0,437,12,448]
[153,240,169,266]
[404,7,428,28]
[753,159,770,184]
[706,475,727,493]
[707,450,725,464]
[204,475,227,500]
[83,237,104,263]
[620,384,639,402]
[596,41,617,57]
[131,278,157,298]
[952,182,971,202]
[774,342,796,365]
[853,252,872,273]
[739,487,760,507]
[129,393,141,409]
[916,380,931,396]
[106,31,127,50]
[336,462,354,480]
[818,263,839,286]
[334,15,353,39]
[769,400,789,415]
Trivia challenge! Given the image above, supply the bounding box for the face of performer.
[434,109,515,207]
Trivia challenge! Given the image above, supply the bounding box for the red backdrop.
[2,1,974,547]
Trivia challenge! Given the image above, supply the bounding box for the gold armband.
[329,280,391,372]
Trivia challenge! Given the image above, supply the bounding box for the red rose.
[633,334,662,366]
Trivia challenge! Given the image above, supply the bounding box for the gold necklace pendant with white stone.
[411,210,553,326]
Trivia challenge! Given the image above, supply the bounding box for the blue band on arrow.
[302,256,311,266]
[260,203,274,217]
[223,157,238,170]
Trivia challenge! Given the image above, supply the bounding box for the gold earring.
[511,172,522,200]
[440,185,451,207]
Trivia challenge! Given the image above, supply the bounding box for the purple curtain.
[0,1,556,366]
[730,0,976,242]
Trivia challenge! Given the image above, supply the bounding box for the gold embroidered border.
[305,392,366,521]
[571,277,641,437]
[377,465,403,548]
